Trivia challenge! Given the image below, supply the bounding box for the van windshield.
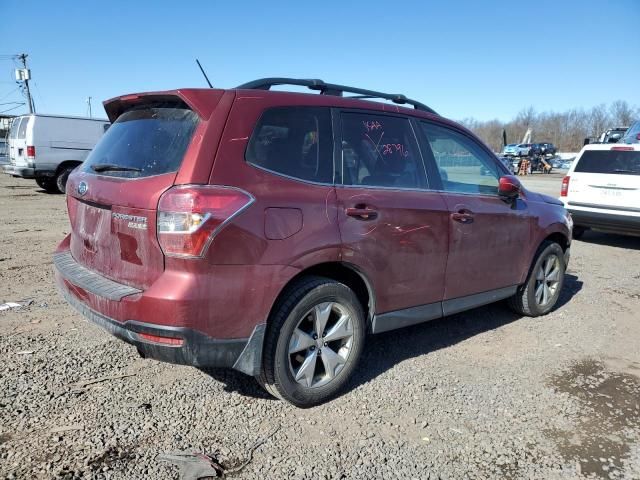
[621,121,640,144]
[575,150,640,175]
[81,105,199,178]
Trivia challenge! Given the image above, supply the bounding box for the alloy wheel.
[535,254,561,307]
[288,302,354,388]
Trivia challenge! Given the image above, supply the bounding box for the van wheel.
[258,276,365,407]
[35,177,59,194]
[572,227,586,240]
[508,241,566,317]
[55,166,76,194]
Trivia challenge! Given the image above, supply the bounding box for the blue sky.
[1,0,639,121]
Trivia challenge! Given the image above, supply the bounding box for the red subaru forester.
[54,79,572,407]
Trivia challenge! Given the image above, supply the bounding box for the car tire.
[55,165,76,194]
[508,241,566,317]
[572,227,586,240]
[258,276,366,407]
[35,176,60,194]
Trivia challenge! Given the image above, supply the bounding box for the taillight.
[611,146,634,151]
[561,176,570,197]
[157,185,254,258]
[26,145,35,158]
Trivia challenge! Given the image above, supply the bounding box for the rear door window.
[9,117,23,139]
[81,104,199,178]
[246,107,333,183]
[339,112,426,189]
[420,122,501,195]
[17,116,29,139]
[575,150,640,175]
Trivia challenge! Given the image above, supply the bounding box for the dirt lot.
[1,172,639,479]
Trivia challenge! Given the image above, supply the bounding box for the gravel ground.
[1,173,639,479]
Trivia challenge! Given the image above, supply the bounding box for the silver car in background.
[502,143,519,156]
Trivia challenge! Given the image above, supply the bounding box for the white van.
[3,114,109,193]
[560,144,640,238]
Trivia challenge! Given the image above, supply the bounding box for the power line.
[0,103,25,114]
[0,87,19,102]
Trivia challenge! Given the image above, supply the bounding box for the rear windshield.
[81,105,199,178]
[575,150,640,175]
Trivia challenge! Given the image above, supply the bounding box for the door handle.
[345,206,378,220]
[451,210,474,224]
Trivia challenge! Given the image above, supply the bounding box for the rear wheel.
[509,241,566,317]
[572,227,586,240]
[258,276,366,407]
[55,165,76,194]
[35,176,59,194]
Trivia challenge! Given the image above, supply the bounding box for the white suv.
[560,144,640,238]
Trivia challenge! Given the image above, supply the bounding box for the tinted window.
[420,122,500,195]
[246,107,333,183]
[575,150,640,175]
[81,105,199,178]
[340,113,425,188]
[17,116,29,139]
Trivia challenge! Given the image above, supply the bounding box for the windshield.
[81,105,199,178]
[575,150,640,175]
[621,121,640,144]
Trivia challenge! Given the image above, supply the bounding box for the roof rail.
[235,78,438,115]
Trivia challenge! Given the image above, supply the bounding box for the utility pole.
[87,96,92,118]
[17,53,34,113]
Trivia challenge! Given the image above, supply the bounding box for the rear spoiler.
[103,89,226,122]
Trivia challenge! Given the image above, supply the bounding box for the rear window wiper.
[91,163,142,173]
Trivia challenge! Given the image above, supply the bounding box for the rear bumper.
[2,165,34,178]
[53,246,273,376]
[57,282,264,372]
[568,208,640,235]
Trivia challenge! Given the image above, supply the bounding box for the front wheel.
[572,227,586,240]
[258,276,366,407]
[509,241,566,317]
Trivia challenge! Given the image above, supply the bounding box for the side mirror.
[583,137,590,145]
[498,175,521,200]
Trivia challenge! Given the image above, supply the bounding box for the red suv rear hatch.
[65,90,229,290]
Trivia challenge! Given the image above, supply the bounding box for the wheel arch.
[233,261,377,377]
[543,231,570,252]
[55,160,82,175]
[519,227,571,285]
[270,262,376,326]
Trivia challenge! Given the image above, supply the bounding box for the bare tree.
[609,100,635,127]
[460,100,638,152]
